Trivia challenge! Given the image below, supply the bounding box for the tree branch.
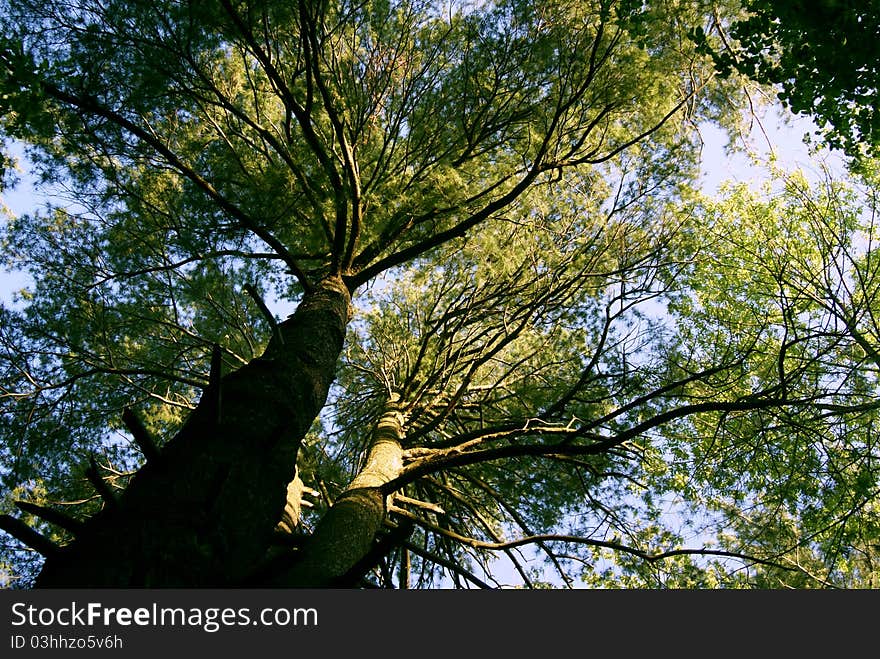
[0,515,59,557]
[14,501,83,536]
[122,407,161,464]
[385,394,792,493]
[37,80,312,290]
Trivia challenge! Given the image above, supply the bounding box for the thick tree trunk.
[35,276,351,587]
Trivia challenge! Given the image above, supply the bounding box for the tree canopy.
[0,0,878,588]
[695,0,880,159]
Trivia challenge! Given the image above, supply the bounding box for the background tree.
[0,0,877,588]
[694,0,880,159]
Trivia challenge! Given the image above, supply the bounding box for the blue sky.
[1,139,39,308]
[697,106,847,194]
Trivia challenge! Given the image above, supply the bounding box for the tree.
[620,166,880,588]
[694,0,880,159]
[0,0,877,588]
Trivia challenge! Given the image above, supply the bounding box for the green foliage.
[694,0,880,159]
[1,0,878,588]
[651,165,880,587]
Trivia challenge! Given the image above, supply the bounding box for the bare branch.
[0,515,60,557]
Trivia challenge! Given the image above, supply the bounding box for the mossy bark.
[269,398,405,587]
[35,276,351,587]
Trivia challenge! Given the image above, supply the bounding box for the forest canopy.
[0,0,878,588]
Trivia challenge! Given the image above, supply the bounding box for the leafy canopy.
[0,0,878,588]
[695,0,880,159]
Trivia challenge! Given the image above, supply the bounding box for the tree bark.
[35,276,351,587]
[267,396,405,587]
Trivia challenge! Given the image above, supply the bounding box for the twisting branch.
[385,393,794,494]
[391,507,793,573]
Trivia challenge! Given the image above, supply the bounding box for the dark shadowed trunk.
[35,276,351,587]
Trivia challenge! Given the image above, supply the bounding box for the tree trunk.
[265,396,405,587]
[35,276,351,587]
